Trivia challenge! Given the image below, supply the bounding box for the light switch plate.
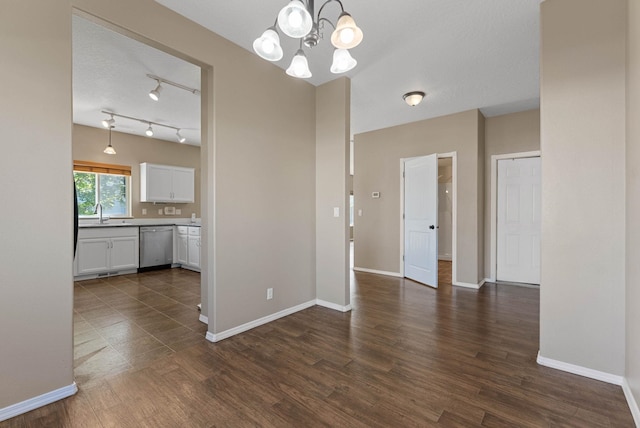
[333,207,340,217]
[142,208,147,215]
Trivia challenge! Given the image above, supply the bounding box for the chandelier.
[253,0,363,78]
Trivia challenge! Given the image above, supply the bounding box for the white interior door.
[497,157,541,284]
[404,154,438,288]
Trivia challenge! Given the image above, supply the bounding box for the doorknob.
[429,225,435,230]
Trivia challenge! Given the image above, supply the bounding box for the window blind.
[73,160,131,176]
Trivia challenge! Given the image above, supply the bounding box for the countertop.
[79,218,201,228]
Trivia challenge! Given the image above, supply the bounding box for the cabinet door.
[177,234,188,265]
[76,238,110,275]
[187,236,200,268]
[171,167,195,202]
[110,236,139,271]
[145,164,173,202]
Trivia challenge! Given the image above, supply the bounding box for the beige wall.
[484,109,541,277]
[540,0,626,375]
[0,1,74,409]
[316,78,350,307]
[626,0,640,415]
[353,109,484,285]
[1,0,318,412]
[73,124,201,219]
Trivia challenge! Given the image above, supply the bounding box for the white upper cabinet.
[140,163,194,203]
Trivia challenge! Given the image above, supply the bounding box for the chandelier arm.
[318,17,336,30]
[316,0,344,23]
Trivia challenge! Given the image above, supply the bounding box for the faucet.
[94,203,106,224]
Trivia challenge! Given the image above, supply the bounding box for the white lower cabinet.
[175,226,200,271]
[75,227,139,278]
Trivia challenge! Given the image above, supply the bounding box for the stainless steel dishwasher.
[139,226,173,270]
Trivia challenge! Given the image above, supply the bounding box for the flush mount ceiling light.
[103,126,116,155]
[146,74,200,102]
[403,91,426,107]
[101,114,115,128]
[101,110,188,144]
[254,0,363,79]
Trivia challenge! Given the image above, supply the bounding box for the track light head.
[176,130,186,143]
[149,82,163,101]
[101,115,115,128]
[145,124,154,137]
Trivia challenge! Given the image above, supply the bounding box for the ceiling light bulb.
[176,130,186,143]
[286,49,312,78]
[253,28,284,61]
[330,49,357,74]
[101,116,115,128]
[331,12,363,49]
[339,28,355,45]
[145,125,154,136]
[288,9,303,28]
[149,83,163,101]
[403,91,426,107]
[277,0,313,38]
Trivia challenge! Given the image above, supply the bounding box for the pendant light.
[103,126,116,155]
[176,130,186,143]
[145,124,154,137]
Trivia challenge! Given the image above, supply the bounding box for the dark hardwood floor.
[2,266,634,427]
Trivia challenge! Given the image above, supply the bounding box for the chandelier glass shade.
[253,0,363,79]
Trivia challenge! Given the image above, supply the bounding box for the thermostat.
[372,192,380,198]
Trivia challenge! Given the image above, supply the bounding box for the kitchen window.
[73,160,131,217]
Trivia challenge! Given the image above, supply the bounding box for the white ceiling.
[72,15,201,145]
[73,1,542,145]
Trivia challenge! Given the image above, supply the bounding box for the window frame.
[73,160,132,218]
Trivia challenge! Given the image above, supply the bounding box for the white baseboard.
[536,352,624,385]
[316,299,352,312]
[453,279,485,289]
[353,267,402,278]
[484,277,495,284]
[198,314,208,324]
[0,382,77,422]
[205,299,316,343]
[623,378,640,427]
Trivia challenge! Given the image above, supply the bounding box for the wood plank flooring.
[2,268,634,427]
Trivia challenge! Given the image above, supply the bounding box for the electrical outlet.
[176,209,182,215]
[158,208,163,215]
[142,208,147,215]
[267,288,273,300]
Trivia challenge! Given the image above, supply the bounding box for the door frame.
[399,152,457,285]
[489,150,541,282]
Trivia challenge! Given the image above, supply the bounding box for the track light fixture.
[101,114,115,128]
[103,126,116,155]
[254,0,363,79]
[101,111,187,143]
[149,81,163,101]
[147,74,200,101]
